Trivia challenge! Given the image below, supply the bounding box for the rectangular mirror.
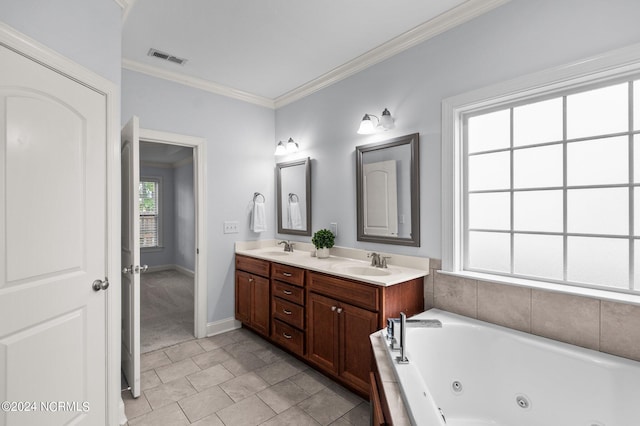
[356,133,420,246]
[277,157,311,236]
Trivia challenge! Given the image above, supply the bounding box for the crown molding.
[122,58,276,109]
[274,0,510,108]
[121,0,509,110]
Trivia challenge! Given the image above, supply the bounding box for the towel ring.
[253,192,265,203]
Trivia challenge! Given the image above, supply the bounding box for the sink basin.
[261,250,291,256]
[330,263,392,276]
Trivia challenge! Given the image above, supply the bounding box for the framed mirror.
[356,133,420,246]
[276,157,311,236]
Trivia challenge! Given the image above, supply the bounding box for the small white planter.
[316,247,330,259]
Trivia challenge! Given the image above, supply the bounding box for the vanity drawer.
[272,280,304,305]
[308,272,379,312]
[271,263,305,287]
[236,255,270,277]
[272,297,304,329]
[272,319,304,356]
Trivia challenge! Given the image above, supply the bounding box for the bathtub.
[380,309,640,426]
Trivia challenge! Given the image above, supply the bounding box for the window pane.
[467,231,510,273]
[635,240,640,290]
[468,192,510,230]
[468,151,510,191]
[634,135,640,183]
[514,190,563,232]
[567,236,628,288]
[514,97,563,147]
[567,188,628,235]
[513,234,563,280]
[468,109,510,153]
[567,136,628,186]
[513,145,563,189]
[634,187,640,237]
[567,83,628,139]
[635,80,640,132]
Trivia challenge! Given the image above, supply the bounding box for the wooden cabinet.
[235,256,270,337]
[235,253,425,400]
[307,279,378,395]
[270,263,306,356]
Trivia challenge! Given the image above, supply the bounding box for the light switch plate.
[223,221,239,234]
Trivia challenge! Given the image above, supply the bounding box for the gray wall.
[0,0,121,84]
[140,165,176,268]
[121,70,275,324]
[175,160,195,272]
[274,0,640,259]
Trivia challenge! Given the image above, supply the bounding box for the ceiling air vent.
[147,48,187,66]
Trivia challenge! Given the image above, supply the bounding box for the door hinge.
[197,248,200,254]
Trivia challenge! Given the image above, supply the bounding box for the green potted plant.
[312,228,335,258]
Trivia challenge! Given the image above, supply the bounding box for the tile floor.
[123,327,370,426]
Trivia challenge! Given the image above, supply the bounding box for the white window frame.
[140,176,163,250]
[442,42,640,305]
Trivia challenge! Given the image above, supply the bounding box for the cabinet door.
[307,292,339,373]
[235,270,252,323]
[340,302,378,394]
[251,275,270,336]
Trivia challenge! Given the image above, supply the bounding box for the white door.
[363,160,399,236]
[0,45,107,425]
[121,117,142,398]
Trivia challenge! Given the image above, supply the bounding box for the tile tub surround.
[235,240,430,286]
[425,259,640,363]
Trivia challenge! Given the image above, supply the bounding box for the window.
[442,45,640,296]
[139,178,161,248]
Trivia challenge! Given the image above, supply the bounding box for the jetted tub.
[382,309,640,426]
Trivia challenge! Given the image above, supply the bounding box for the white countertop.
[235,242,429,287]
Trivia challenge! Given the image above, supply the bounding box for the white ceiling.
[122,0,507,107]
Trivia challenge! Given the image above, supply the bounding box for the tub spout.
[396,312,410,364]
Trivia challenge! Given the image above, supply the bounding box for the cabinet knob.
[336,307,343,314]
[331,306,336,311]
[248,277,254,282]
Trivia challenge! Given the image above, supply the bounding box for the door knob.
[92,278,110,291]
[122,265,134,274]
[136,265,149,273]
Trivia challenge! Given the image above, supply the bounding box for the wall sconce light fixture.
[275,138,299,155]
[357,108,395,134]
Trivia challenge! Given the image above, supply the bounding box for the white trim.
[137,127,208,339]
[123,58,275,109]
[274,0,510,108]
[206,317,242,337]
[121,0,509,109]
[174,264,195,278]
[441,42,640,287]
[0,22,122,426]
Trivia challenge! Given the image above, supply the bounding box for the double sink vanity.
[234,240,429,397]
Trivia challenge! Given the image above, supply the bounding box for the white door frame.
[0,23,122,425]
[138,128,208,338]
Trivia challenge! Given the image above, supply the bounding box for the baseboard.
[119,396,127,425]
[145,264,194,277]
[206,317,242,337]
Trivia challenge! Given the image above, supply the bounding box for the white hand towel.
[251,201,267,233]
[288,201,303,230]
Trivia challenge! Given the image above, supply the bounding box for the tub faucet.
[386,312,442,364]
[278,240,294,252]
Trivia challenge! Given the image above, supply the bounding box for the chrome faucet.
[386,312,442,365]
[368,252,390,268]
[278,240,294,252]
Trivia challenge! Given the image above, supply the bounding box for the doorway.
[139,141,196,352]
[121,121,207,398]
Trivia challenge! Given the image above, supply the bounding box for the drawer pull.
[283,332,292,339]
[282,272,293,277]
[282,290,293,295]
[283,309,292,315]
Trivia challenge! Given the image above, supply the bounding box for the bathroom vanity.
[235,241,429,397]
